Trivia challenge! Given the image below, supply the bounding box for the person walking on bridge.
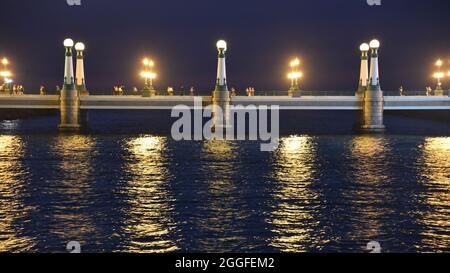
[231,87,236,97]
[40,85,46,96]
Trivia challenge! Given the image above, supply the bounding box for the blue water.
[0,111,449,253]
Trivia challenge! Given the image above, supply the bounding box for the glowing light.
[360,43,370,52]
[0,71,11,78]
[63,38,74,47]
[1,58,8,66]
[435,59,443,67]
[369,39,380,49]
[143,58,154,67]
[290,58,300,67]
[74,42,85,51]
[216,40,227,50]
[288,72,303,79]
[283,135,308,151]
[433,72,445,79]
[140,71,157,79]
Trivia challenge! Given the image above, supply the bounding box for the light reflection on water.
[269,136,320,252]
[0,133,449,253]
[0,135,36,252]
[345,136,394,251]
[118,136,179,253]
[195,141,248,252]
[418,137,450,252]
[47,136,99,252]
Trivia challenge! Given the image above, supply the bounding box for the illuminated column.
[63,39,75,88]
[212,40,231,131]
[361,39,385,133]
[356,43,369,97]
[434,59,444,96]
[288,58,302,97]
[1,58,11,94]
[75,42,88,96]
[141,58,156,97]
[59,38,81,132]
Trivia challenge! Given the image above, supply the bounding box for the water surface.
[0,112,449,253]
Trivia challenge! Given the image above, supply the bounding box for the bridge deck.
[0,95,449,110]
[0,95,60,109]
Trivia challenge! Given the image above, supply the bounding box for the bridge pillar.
[434,81,444,96]
[356,43,369,97]
[361,39,385,133]
[75,42,89,96]
[212,40,231,132]
[59,38,81,132]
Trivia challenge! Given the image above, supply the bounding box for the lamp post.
[1,58,11,94]
[288,58,302,97]
[141,58,156,97]
[59,38,81,132]
[434,59,444,96]
[63,38,75,89]
[357,43,370,96]
[361,39,385,133]
[75,42,88,95]
[214,40,228,92]
[212,39,231,132]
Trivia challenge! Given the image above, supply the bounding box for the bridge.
[0,94,449,111]
[0,38,449,133]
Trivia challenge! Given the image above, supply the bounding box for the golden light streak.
[0,136,36,252]
[124,136,179,253]
[269,136,319,252]
[417,137,450,251]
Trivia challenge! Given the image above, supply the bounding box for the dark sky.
[1,0,450,93]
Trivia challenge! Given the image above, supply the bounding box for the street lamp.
[1,58,8,67]
[357,43,370,96]
[288,58,302,96]
[143,58,154,67]
[434,59,444,95]
[63,38,75,89]
[75,42,88,95]
[1,57,12,94]
[141,57,156,97]
[214,40,228,92]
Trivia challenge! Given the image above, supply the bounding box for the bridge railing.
[2,89,448,97]
[252,90,449,96]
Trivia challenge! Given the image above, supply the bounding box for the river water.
[0,111,449,253]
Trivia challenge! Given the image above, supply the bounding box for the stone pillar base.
[434,89,444,96]
[360,125,386,133]
[58,124,81,132]
[361,86,385,134]
[142,88,156,97]
[59,87,81,132]
[212,90,231,133]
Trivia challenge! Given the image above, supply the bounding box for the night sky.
[1,0,450,93]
